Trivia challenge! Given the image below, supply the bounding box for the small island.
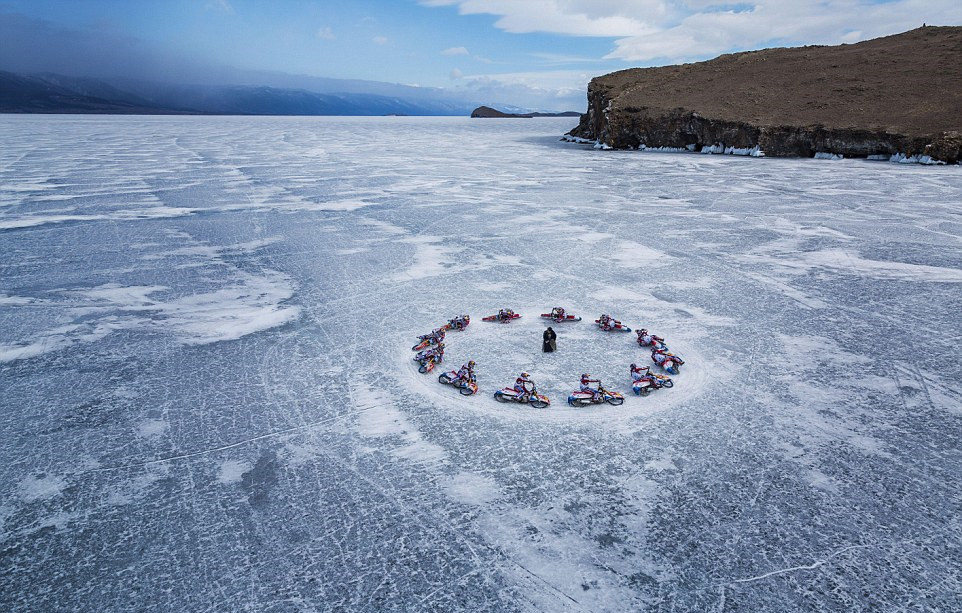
[471,105,581,118]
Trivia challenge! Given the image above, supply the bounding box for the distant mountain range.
[0,71,484,116]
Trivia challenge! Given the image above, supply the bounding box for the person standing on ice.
[514,372,534,401]
[543,326,557,352]
[580,373,602,401]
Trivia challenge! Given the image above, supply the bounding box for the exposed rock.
[472,105,581,118]
[568,26,962,163]
[472,105,530,118]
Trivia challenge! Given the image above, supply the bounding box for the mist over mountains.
[0,11,579,116]
[0,70,484,116]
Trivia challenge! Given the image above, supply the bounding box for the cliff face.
[568,26,962,163]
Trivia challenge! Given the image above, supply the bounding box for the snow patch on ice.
[391,237,464,282]
[0,294,40,306]
[217,460,251,485]
[335,247,369,255]
[19,474,68,502]
[444,472,501,505]
[802,469,841,494]
[0,206,197,231]
[136,419,168,439]
[359,219,407,235]
[610,240,671,268]
[354,385,448,466]
[80,272,302,345]
[749,248,962,283]
[0,318,137,363]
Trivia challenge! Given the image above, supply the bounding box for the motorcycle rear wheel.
[494,391,510,403]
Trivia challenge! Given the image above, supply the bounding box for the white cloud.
[442,46,470,55]
[450,68,464,79]
[316,26,335,40]
[450,69,592,110]
[606,1,962,62]
[373,35,389,45]
[420,0,669,36]
[205,0,235,14]
[423,0,962,64]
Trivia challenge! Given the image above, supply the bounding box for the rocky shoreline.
[566,27,962,164]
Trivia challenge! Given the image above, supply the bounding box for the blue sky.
[1,0,960,110]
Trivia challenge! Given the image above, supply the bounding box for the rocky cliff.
[567,26,962,163]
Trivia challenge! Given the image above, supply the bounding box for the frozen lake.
[1,115,961,612]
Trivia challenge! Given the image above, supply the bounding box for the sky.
[1,0,960,111]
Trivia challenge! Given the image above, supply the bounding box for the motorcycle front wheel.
[459,386,475,396]
[418,364,428,374]
[529,398,549,409]
[438,374,451,384]
[661,379,674,388]
[606,396,625,406]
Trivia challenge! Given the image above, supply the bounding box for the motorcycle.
[412,335,444,351]
[441,316,470,332]
[632,373,673,395]
[415,353,442,374]
[595,316,631,332]
[567,387,624,407]
[652,351,685,375]
[482,310,521,323]
[493,387,550,408]
[438,371,478,395]
[636,330,666,347]
[540,312,581,323]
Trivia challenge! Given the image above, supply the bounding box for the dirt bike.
[441,316,470,331]
[438,371,478,395]
[540,311,581,323]
[595,317,631,332]
[493,387,550,408]
[415,353,442,374]
[652,352,685,375]
[567,387,624,407]
[632,373,673,395]
[412,336,444,351]
[636,331,666,347]
[482,311,521,323]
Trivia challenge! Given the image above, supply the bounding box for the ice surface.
[1,115,961,612]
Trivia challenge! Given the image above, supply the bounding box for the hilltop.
[567,26,962,163]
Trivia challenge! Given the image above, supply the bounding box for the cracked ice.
[1,115,961,612]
